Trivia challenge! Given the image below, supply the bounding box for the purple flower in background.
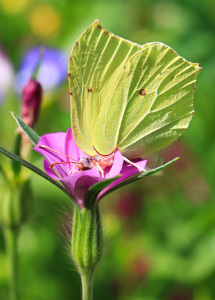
[16,47,68,93]
[34,128,147,207]
[0,49,14,103]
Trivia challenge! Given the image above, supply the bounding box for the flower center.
[76,155,114,177]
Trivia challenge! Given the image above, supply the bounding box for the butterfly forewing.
[68,20,143,156]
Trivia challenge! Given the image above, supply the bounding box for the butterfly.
[68,20,201,160]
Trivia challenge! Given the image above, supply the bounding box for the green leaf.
[100,158,178,200]
[0,146,74,200]
[84,175,120,208]
[11,112,40,146]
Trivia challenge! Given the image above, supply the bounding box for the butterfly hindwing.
[93,43,201,158]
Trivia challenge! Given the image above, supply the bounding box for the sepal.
[71,203,103,275]
[101,157,179,199]
[11,112,40,146]
[84,175,120,209]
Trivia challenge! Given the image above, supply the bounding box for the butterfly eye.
[139,89,147,96]
[88,88,92,93]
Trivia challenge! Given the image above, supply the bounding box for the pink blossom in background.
[115,190,142,219]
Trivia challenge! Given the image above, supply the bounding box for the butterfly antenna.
[39,145,79,162]
[123,156,146,173]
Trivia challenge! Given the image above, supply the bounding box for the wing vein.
[120,112,192,149]
[99,44,135,97]
[119,62,196,144]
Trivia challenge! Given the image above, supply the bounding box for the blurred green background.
[0,0,215,299]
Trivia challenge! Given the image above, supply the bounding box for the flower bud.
[21,78,42,129]
[71,203,103,275]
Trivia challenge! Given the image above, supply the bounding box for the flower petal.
[43,159,60,180]
[131,159,147,171]
[60,168,102,207]
[107,151,124,178]
[64,128,80,162]
[98,159,147,200]
[34,131,71,177]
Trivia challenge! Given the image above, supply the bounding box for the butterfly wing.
[93,43,201,158]
[68,20,144,156]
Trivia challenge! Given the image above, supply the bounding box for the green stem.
[4,227,20,300]
[81,271,94,300]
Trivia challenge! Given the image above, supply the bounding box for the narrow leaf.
[11,112,40,146]
[32,47,44,79]
[0,146,73,200]
[100,158,179,200]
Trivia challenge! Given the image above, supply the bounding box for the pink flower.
[34,128,147,207]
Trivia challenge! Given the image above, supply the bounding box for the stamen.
[123,156,146,173]
[39,145,78,162]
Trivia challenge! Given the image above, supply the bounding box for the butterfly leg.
[95,162,104,178]
[123,156,146,172]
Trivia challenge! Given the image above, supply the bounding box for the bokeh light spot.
[0,0,30,15]
[29,4,61,38]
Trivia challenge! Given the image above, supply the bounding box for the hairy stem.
[81,271,94,300]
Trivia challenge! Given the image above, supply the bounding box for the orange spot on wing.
[139,89,147,96]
